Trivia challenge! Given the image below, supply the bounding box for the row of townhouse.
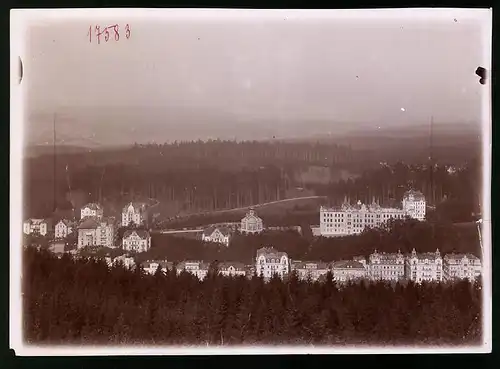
[255,247,482,284]
[319,190,426,237]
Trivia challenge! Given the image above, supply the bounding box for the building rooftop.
[77,218,100,229]
[123,202,147,213]
[82,203,103,211]
[256,247,287,259]
[291,261,330,270]
[218,261,246,271]
[444,253,480,261]
[404,190,426,201]
[331,260,366,269]
[203,226,230,237]
[242,209,262,221]
[123,229,150,239]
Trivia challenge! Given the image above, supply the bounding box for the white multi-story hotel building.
[202,226,231,247]
[141,260,174,275]
[320,200,406,237]
[176,260,210,280]
[122,230,151,253]
[23,218,51,236]
[290,261,330,281]
[121,202,148,227]
[80,203,104,220]
[331,260,367,283]
[241,209,264,234]
[77,217,115,249]
[54,219,74,239]
[368,250,405,281]
[443,253,482,282]
[218,262,247,277]
[402,190,426,221]
[255,247,289,279]
[105,254,136,270]
[405,248,443,283]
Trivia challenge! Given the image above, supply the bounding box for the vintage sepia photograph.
[10,8,492,355]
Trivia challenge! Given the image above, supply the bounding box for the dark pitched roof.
[78,218,100,229]
[218,261,246,271]
[404,190,425,201]
[82,203,102,211]
[123,202,147,212]
[123,229,150,239]
[256,247,287,259]
[332,260,365,269]
[203,226,230,237]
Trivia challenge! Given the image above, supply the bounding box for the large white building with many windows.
[80,203,104,220]
[443,253,481,282]
[320,190,426,237]
[23,218,51,236]
[402,190,426,221]
[122,229,151,253]
[405,248,443,284]
[202,226,231,247]
[290,261,330,281]
[320,200,406,237]
[368,250,406,281]
[54,219,75,239]
[241,209,264,234]
[121,202,148,227]
[331,260,367,283]
[77,217,115,249]
[255,247,289,280]
[176,260,210,280]
[217,262,247,277]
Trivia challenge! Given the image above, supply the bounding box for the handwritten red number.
[95,25,101,44]
[88,25,92,43]
[113,24,120,41]
[125,24,131,39]
[104,27,110,42]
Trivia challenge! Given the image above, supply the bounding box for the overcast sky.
[21,9,490,145]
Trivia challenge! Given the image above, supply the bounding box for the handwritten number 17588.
[88,24,131,44]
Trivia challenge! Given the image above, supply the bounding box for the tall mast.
[429,116,434,205]
[53,113,57,212]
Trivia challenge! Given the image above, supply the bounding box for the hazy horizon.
[21,10,489,146]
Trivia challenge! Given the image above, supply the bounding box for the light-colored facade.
[331,260,367,283]
[241,209,264,234]
[202,226,231,247]
[255,247,289,279]
[121,202,147,227]
[443,253,481,282]
[320,200,406,237]
[402,190,426,221]
[55,219,74,239]
[77,217,115,249]
[141,260,173,275]
[122,229,151,253]
[23,218,51,236]
[48,240,65,254]
[368,250,405,281]
[176,260,209,280]
[405,248,443,284]
[218,261,247,277]
[105,254,136,270]
[80,203,104,220]
[290,261,330,281]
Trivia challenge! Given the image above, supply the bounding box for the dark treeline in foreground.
[24,248,482,346]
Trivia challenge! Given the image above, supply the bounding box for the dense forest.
[24,139,481,228]
[23,248,482,346]
[70,219,480,265]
